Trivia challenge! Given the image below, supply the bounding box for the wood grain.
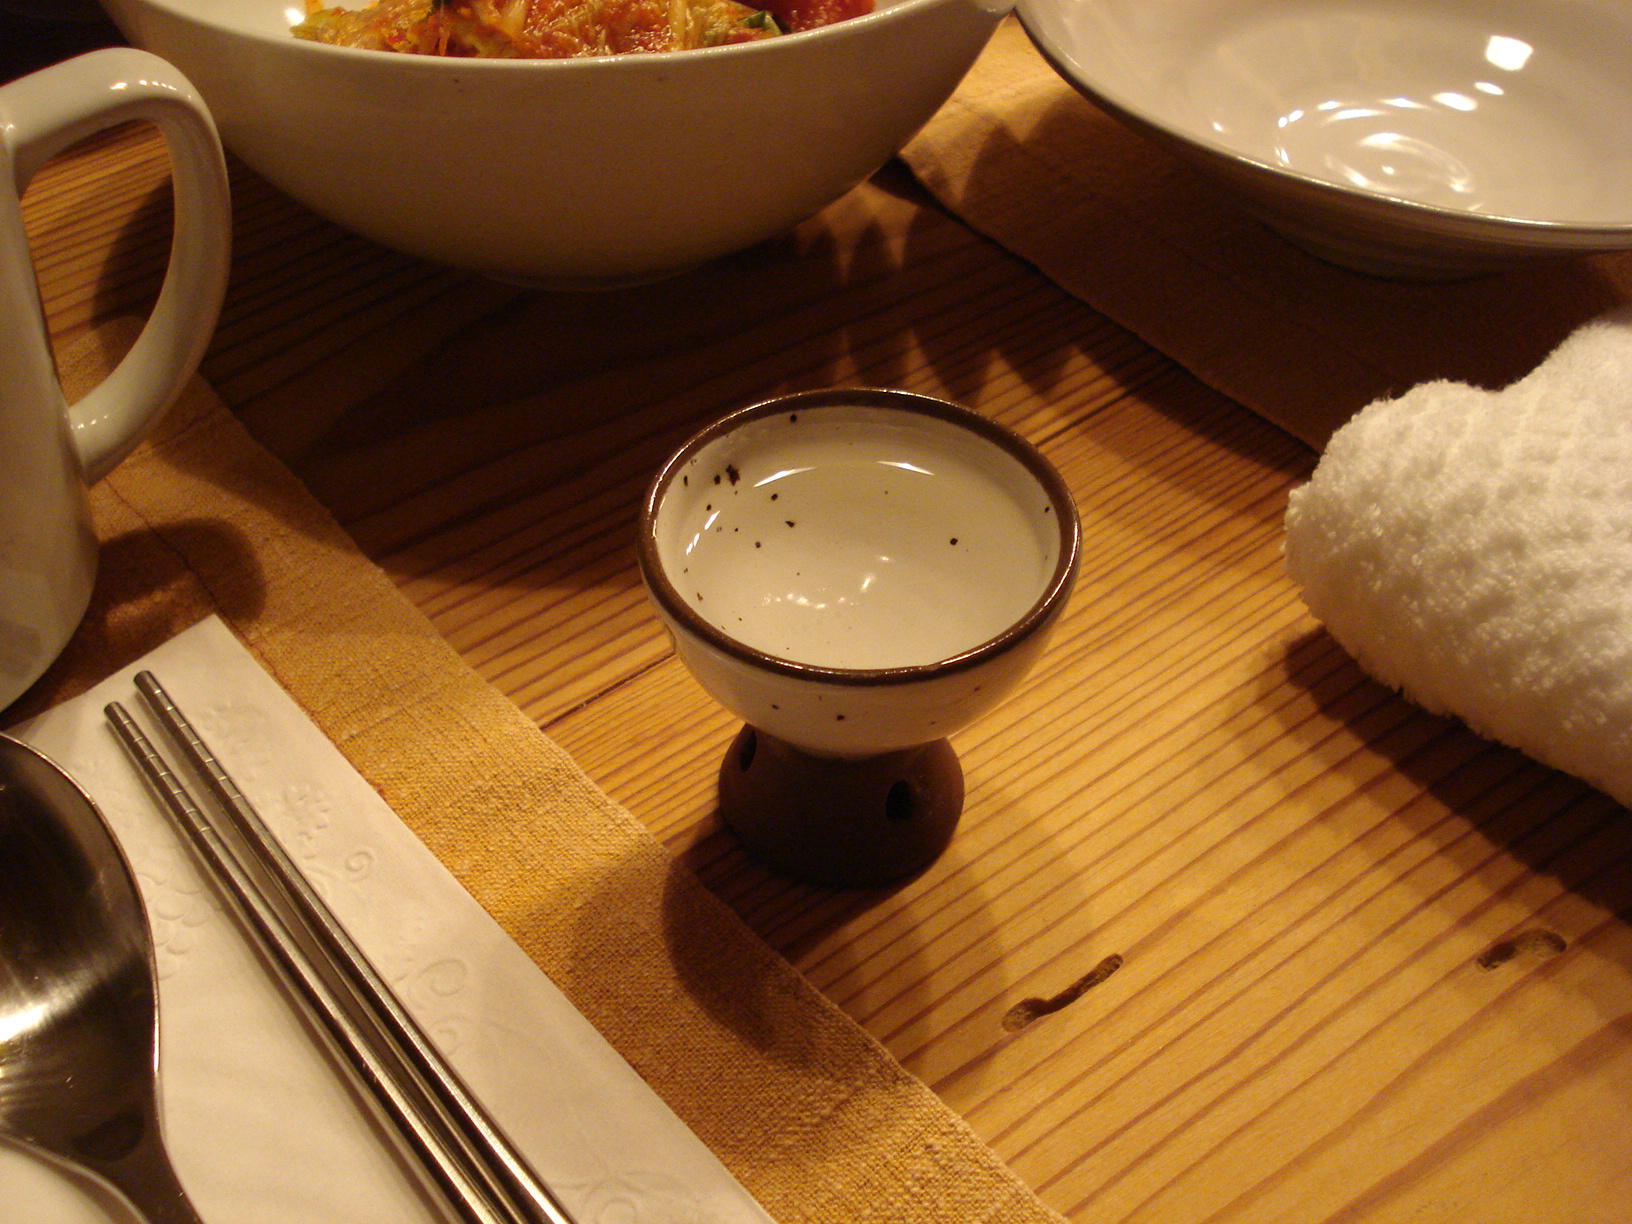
[22,105,1632,1224]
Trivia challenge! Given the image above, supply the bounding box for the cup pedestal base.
[716,727,963,888]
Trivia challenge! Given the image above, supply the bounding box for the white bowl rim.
[639,388,1082,686]
[1016,0,1632,238]
[133,0,995,72]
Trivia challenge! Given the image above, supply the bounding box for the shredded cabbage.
[293,0,871,57]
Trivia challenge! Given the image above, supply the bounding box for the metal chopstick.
[108,676,575,1224]
[105,703,509,1224]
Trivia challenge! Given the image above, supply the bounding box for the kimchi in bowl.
[98,0,1009,285]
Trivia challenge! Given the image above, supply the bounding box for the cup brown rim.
[638,387,1082,686]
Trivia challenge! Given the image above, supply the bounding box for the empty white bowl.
[640,388,1080,758]
[1019,0,1632,278]
[100,0,1008,286]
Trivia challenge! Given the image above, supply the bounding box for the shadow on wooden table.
[64,120,1318,617]
[38,103,1357,1110]
[8,519,265,723]
[1268,625,1632,972]
[1237,628,1632,1220]
[663,828,1024,1110]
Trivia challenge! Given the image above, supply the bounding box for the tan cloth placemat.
[902,18,1632,450]
[11,321,1063,1224]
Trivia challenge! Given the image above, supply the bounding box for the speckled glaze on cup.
[639,389,1081,758]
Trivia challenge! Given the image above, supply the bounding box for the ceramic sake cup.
[639,388,1080,886]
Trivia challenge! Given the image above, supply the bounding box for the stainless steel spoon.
[0,733,204,1224]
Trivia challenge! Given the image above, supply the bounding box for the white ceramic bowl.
[640,389,1080,758]
[1019,0,1632,278]
[100,0,1008,286]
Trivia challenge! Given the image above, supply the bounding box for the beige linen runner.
[13,321,1062,1224]
[901,18,1632,450]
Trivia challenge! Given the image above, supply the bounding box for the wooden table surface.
[14,23,1632,1224]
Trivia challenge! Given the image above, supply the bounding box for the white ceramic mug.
[0,48,230,711]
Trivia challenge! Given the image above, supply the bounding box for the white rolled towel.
[1284,308,1632,809]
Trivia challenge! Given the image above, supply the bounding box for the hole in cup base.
[885,780,915,824]
[717,727,962,889]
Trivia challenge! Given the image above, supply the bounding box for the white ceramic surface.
[0,48,230,713]
[641,390,1080,757]
[1019,0,1632,278]
[99,0,1010,287]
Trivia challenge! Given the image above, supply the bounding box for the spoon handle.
[91,1104,207,1224]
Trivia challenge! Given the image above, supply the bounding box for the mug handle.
[5,47,230,484]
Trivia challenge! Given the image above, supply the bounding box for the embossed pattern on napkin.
[1284,309,1632,809]
[4,616,774,1224]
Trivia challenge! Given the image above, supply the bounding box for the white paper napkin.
[2,615,775,1224]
